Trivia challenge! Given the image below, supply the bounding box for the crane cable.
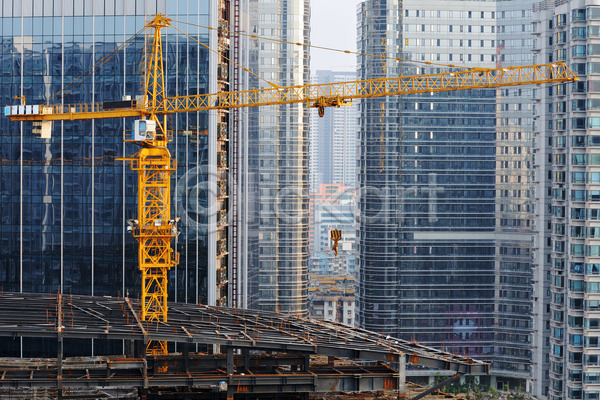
[171,19,486,73]
[47,27,147,106]
[49,19,280,106]
[169,25,280,90]
[46,14,488,107]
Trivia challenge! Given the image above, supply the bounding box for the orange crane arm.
[5,62,577,122]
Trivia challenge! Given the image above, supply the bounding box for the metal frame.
[0,292,489,375]
[0,353,398,394]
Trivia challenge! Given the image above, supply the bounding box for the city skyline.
[0,0,590,398]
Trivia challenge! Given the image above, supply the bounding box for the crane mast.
[122,15,178,356]
[4,14,579,356]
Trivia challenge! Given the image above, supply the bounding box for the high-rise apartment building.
[309,70,357,191]
[246,0,310,315]
[533,1,600,398]
[0,0,229,354]
[356,0,533,389]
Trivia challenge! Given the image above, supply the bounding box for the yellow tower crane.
[4,14,578,355]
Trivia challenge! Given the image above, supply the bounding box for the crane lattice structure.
[5,14,578,356]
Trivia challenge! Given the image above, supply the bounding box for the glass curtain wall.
[247,0,310,315]
[0,0,212,355]
[357,0,533,386]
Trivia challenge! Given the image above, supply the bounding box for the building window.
[573,9,586,21]
[572,45,586,57]
[586,264,600,275]
[588,7,600,19]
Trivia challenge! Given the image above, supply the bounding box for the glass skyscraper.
[0,0,228,354]
[246,0,310,315]
[356,0,533,389]
[495,0,536,389]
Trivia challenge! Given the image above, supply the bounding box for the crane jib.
[5,63,577,121]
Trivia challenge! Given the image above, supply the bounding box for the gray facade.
[495,0,536,386]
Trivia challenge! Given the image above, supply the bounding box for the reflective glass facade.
[356,0,403,333]
[0,1,217,319]
[357,0,533,388]
[246,0,310,315]
[495,0,536,387]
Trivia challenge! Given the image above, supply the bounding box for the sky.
[310,0,362,73]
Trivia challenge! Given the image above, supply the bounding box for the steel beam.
[0,292,490,375]
[412,374,460,400]
[0,354,397,395]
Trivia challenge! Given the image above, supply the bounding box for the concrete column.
[183,342,190,372]
[304,354,311,371]
[57,332,63,400]
[398,353,406,398]
[226,346,235,400]
[242,348,250,372]
[490,375,497,390]
[226,346,234,375]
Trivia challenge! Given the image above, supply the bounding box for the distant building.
[308,262,356,326]
[309,252,356,277]
[309,71,357,192]
[310,293,355,326]
[309,253,331,276]
[313,203,356,254]
[309,184,354,253]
